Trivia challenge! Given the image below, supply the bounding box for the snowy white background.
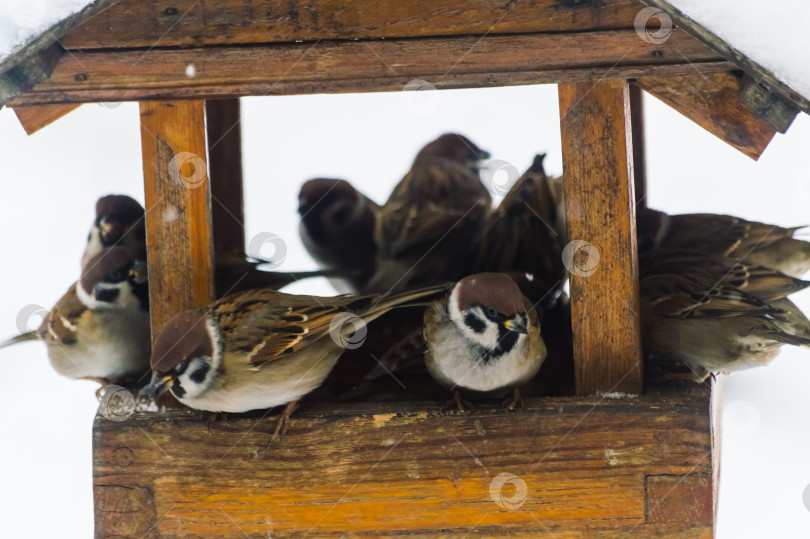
[0,86,809,537]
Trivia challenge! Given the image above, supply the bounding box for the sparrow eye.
[107,270,123,281]
[487,307,497,318]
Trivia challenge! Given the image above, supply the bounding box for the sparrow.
[141,282,451,438]
[423,272,547,410]
[639,250,810,382]
[365,133,492,293]
[637,207,810,278]
[82,194,146,268]
[473,154,565,301]
[84,194,343,295]
[298,178,379,294]
[1,247,151,384]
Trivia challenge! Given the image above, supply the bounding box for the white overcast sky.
[0,86,809,537]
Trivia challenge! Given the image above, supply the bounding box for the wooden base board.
[94,385,713,537]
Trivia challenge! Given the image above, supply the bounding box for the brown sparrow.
[298,178,379,294]
[1,247,150,384]
[82,194,146,268]
[84,194,342,294]
[640,251,810,382]
[637,207,810,278]
[142,282,451,436]
[424,273,546,410]
[474,154,565,300]
[366,133,492,293]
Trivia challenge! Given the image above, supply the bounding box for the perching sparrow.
[474,154,565,299]
[84,194,343,294]
[640,251,810,382]
[82,194,146,268]
[1,247,150,384]
[142,282,451,436]
[424,273,546,410]
[637,207,810,278]
[298,178,379,294]
[366,133,492,293]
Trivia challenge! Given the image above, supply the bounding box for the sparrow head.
[447,273,530,357]
[416,133,490,168]
[144,310,218,401]
[298,178,361,228]
[78,247,149,311]
[93,194,145,246]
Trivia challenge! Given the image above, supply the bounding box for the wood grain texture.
[94,386,712,537]
[140,100,214,337]
[60,0,642,50]
[10,30,728,106]
[738,74,799,134]
[629,84,647,207]
[0,44,63,106]
[205,98,245,255]
[636,72,778,160]
[641,0,810,116]
[12,103,81,134]
[559,80,643,396]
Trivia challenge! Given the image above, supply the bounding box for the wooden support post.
[558,80,643,396]
[140,100,214,337]
[629,84,647,207]
[205,98,245,255]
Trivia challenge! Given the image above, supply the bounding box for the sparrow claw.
[207,412,227,433]
[502,388,523,411]
[266,400,299,448]
[444,390,473,413]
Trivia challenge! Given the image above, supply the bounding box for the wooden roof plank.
[60,0,643,49]
[636,71,779,160]
[12,103,82,135]
[9,29,727,105]
[642,0,810,117]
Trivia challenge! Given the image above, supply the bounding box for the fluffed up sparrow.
[474,153,565,302]
[298,178,379,294]
[640,250,810,382]
[366,133,492,293]
[424,272,546,410]
[1,247,151,384]
[637,207,810,278]
[142,282,452,437]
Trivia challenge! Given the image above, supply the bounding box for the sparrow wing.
[37,284,87,346]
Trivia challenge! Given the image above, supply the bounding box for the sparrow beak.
[503,318,528,335]
[140,371,173,400]
[99,218,121,242]
[129,260,148,284]
[477,149,491,161]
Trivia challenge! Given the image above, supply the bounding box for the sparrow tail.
[361,282,453,324]
[0,331,39,349]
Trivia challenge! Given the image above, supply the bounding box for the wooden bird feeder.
[3,0,807,536]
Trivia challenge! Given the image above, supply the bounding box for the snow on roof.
[669,0,810,102]
[0,0,93,64]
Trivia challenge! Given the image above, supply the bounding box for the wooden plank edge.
[12,103,81,134]
[9,61,734,107]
